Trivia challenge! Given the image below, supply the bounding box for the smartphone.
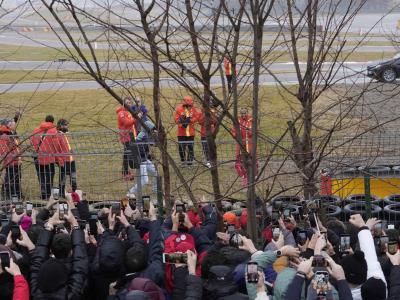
[175,204,185,213]
[283,208,291,221]
[78,219,87,230]
[10,195,19,203]
[297,230,308,246]
[380,236,389,253]
[163,252,188,264]
[227,224,235,235]
[11,224,21,242]
[111,203,121,216]
[388,224,395,230]
[246,261,259,283]
[272,227,280,241]
[271,210,280,221]
[388,240,398,255]
[26,202,33,216]
[314,271,329,294]
[339,234,351,253]
[14,202,24,215]
[375,221,387,236]
[0,251,10,269]
[51,187,60,200]
[89,214,98,235]
[58,203,68,220]
[143,196,150,213]
[312,255,327,268]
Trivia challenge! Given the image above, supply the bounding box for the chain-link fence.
[1,131,400,224]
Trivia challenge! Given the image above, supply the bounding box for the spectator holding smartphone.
[3,258,29,300]
[30,209,88,299]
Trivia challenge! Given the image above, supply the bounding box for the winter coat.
[173,97,199,137]
[197,109,217,138]
[12,275,29,300]
[231,116,253,157]
[116,106,137,143]
[387,265,400,299]
[0,125,21,168]
[30,122,59,165]
[55,131,75,166]
[30,229,88,300]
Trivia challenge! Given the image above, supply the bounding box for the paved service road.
[0,66,369,93]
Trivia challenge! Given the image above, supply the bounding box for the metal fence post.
[364,167,371,218]
[157,175,164,221]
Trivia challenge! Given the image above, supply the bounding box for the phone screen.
[312,255,326,267]
[143,196,150,212]
[59,203,68,220]
[297,231,307,245]
[175,204,184,213]
[227,224,235,235]
[163,252,188,264]
[272,227,280,241]
[26,202,33,214]
[283,209,291,218]
[11,225,21,241]
[112,203,121,215]
[314,271,329,294]
[15,203,24,215]
[388,241,398,255]
[52,187,60,200]
[340,235,351,253]
[0,251,10,269]
[246,262,259,283]
[89,214,98,235]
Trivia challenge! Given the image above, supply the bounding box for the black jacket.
[387,265,400,299]
[30,228,88,300]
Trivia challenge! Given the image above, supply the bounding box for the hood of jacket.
[35,122,56,133]
[98,235,125,275]
[116,106,128,114]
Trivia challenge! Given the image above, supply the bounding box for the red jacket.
[56,131,75,166]
[224,57,233,76]
[232,115,253,156]
[174,97,198,137]
[116,106,137,143]
[30,122,59,165]
[198,109,217,138]
[0,125,21,168]
[13,275,29,300]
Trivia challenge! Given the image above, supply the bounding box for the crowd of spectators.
[0,194,400,300]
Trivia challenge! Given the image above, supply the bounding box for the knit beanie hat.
[38,258,68,292]
[361,277,386,300]
[340,250,367,285]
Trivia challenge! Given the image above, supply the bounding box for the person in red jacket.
[174,96,198,165]
[116,97,137,181]
[0,118,21,201]
[31,115,59,200]
[197,102,218,168]
[56,119,77,198]
[3,257,29,300]
[231,107,257,186]
[224,55,233,93]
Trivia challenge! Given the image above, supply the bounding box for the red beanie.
[71,192,80,203]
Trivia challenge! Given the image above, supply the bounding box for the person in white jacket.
[349,214,388,300]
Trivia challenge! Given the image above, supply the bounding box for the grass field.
[0,85,302,201]
[0,43,395,62]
